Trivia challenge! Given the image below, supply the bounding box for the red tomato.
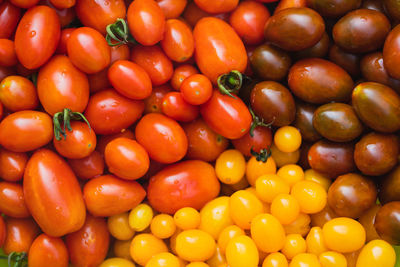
[28,234,68,267]
[67,27,111,74]
[127,0,165,46]
[193,17,247,83]
[0,216,5,248]
[170,64,198,90]
[0,148,27,182]
[110,44,130,63]
[51,4,76,28]
[88,69,111,93]
[161,19,194,62]
[135,113,188,163]
[156,0,187,18]
[131,45,174,86]
[232,126,273,157]
[10,0,39,8]
[180,74,213,105]
[105,137,150,180]
[84,89,144,135]
[0,182,30,218]
[14,6,60,69]
[108,60,152,100]
[0,2,21,39]
[23,149,86,237]
[274,0,306,13]
[68,151,105,180]
[194,0,237,13]
[83,174,146,217]
[183,1,210,27]
[56,28,75,55]
[200,90,252,139]
[66,215,109,267]
[0,76,38,112]
[96,129,135,155]
[148,160,220,214]
[0,111,53,152]
[144,84,172,114]
[162,91,199,122]
[3,217,40,255]
[75,0,126,35]
[0,39,17,67]
[50,0,75,9]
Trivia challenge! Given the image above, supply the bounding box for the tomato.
[96,129,135,155]
[200,90,252,139]
[100,258,135,267]
[84,89,144,135]
[0,216,5,248]
[144,84,171,114]
[194,0,237,13]
[161,19,194,62]
[108,60,152,100]
[51,4,76,28]
[108,212,135,241]
[14,6,60,69]
[356,239,395,267]
[130,234,168,266]
[274,0,306,13]
[0,2,21,39]
[162,91,199,122]
[0,111,52,152]
[83,174,146,217]
[56,28,74,55]
[174,207,201,230]
[0,39,17,67]
[198,196,232,239]
[135,113,188,163]
[170,64,198,90]
[66,215,110,267]
[319,251,347,267]
[230,190,264,229]
[110,44,130,63]
[180,74,213,105]
[215,149,246,185]
[305,227,327,256]
[75,0,126,35]
[176,230,216,262]
[151,214,176,239]
[0,76,38,112]
[10,0,39,8]
[0,149,27,182]
[156,0,187,18]
[218,225,245,254]
[274,126,302,153]
[88,69,111,94]
[0,182,29,218]
[131,45,174,86]
[271,194,300,225]
[148,160,220,214]
[127,0,165,46]
[246,155,277,186]
[68,151,104,180]
[3,217,40,255]
[262,252,288,267]
[289,253,320,267]
[0,66,15,84]
[50,0,75,9]
[193,17,247,83]
[232,126,272,157]
[226,235,259,267]
[255,174,290,203]
[28,234,68,267]
[113,240,131,260]
[105,137,150,180]
[67,27,111,74]
[129,203,154,231]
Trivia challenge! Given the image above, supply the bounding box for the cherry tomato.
[88,69,111,93]
[245,155,277,186]
[0,148,27,182]
[216,149,246,185]
[274,0,306,13]
[0,39,17,67]
[146,252,180,267]
[156,0,187,18]
[170,64,198,90]
[161,19,194,62]
[0,216,5,248]
[283,212,311,237]
[304,169,331,191]
[182,2,211,27]
[10,0,39,8]
[66,215,110,267]
[218,225,245,254]
[176,229,216,262]
[3,217,40,255]
[230,190,264,229]
[0,66,15,84]
[226,235,259,267]
[129,203,154,231]
[68,151,105,180]
[306,227,327,256]
[255,174,290,203]
[180,74,213,105]
[162,91,199,122]
[271,194,300,225]
[319,251,347,267]
[130,234,168,266]
[274,126,302,153]
[262,252,288,267]
[234,126,273,159]
[291,180,327,214]
[100,258,135,267]
[356,239,396,267]
[148,160,220,214]
[0,181,29,218]
[277,164,305,187]
[50,0,75,9]
[14,5,60,69]
[96,129,135,155]
[108,212,135,241]
[151,214,176,239]
[110,44,130,63]
[49,3,76,28]
[289,253,320,267]
[194,0,238,13]
[28,234,68,267]
[0,76,38,112]
[0,2,21,39]
[83,174,146,217]
[199,196,233,239]
[173,207,201,230]
[144,85,171,114]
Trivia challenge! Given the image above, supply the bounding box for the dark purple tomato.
[293,32,330,60]
[374,201,400,245]
[379,165,400,204]
[293,102,321,142]
[383,0,400,21]
[306,0,361,18]
[362,0,386,13]
[329,44,361,77]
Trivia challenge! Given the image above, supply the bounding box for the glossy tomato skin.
[10,0,39,8]
[127,0,165,46]
[0,2,21,39]
[161,19,194,62]
[162,92,199,122]
[0,148,27,182]
[56,28,75,55]
[194,0,238,13]
[200,90,252,139]
[3,217,40,255]
[14,6,60,69]
[294,102,321,142]
[23,149,86,237]
[0,182,30,218]
[68,151,104,180]
[156,0,187,18]
[383,25,400,80]
[306,0,361,17]
[194,17,247,83]
[275,0,306,13]
[144,85,172,114]
[50,0,75,9]
[0,216,5,248]
[232,126,272,157]
[0,111,53,152]
[0,39,17,67]
[28,234,68,267]
[84,89,144,135]
[37,55,89,115]
[75,0,126,35]
[0,75,39,112]
[148,160,220,214]
[96,129,135,155]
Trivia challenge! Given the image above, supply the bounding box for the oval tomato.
[144,85,171,114]
[170,64,198,90]
[0,181,30,218]
[0,2,21,39]
[3,217,40,255]
[23,149,86,237]
[10,0,39,8]
[50,0,75,9]
[161,19,194,62]
[68,150,105,180]
[162,92,199,122]
[156,0,187,18]
[0,39,17,67]
[56,28,74,54]
[194,0,238,13]
[14,5,60,69]
[96,129,135,155]
[0,148,27,182]
[0,75,38,112]
[232,126,273,157]
[28,234,68,267]
[148,160,220,214]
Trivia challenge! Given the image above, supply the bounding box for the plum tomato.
[28,234,68,267]
[162,91,199,122]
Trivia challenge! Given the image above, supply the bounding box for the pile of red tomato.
[1,0,400,266]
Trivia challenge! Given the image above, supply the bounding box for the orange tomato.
[3,217,40,255]
[161,19,194,62]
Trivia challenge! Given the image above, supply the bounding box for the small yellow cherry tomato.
[226,235,259,267]
[274,126,302,153]
[229,190,264,229]
[322,217,366,253]
[270,144,300,168]
[245,155,277,186]
[262,252,288,267]
[206,245,227,267]
[150,214,176,239]
[108,212,135,241]
[145,252,180,267]
[99,258,136,267]
[271,193,300,225]
[215,149,246,184]
[291,180,327,214]
[130,234,168,266]
[283,213,311,237]
[281,234,307,260]
[114,239,132,260]
[319,251,347,267]
[304,169,331,191]
[306,227,327,256]
[356,239,396,267]
[174,207,201,230]
[176,229,216,262]
[186,262,209,267]
[250,213,286,253]
[245,187,271,213]
[169,229,182,255]
[289,253,320,267]
[217,225,245,254]
[129,203,154,231]
[277,164,304,187]
[255,174,290,203]
[199,196,233,239]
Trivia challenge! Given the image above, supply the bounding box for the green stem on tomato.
[105,18,136,47]
[248,107,274,137]
[6,252,27,267]
[250,147,271,163]
[53,108,91,141]
[217,70,246,98]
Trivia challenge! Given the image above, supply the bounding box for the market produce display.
[0,0,400,266]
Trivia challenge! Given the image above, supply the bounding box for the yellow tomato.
[277,164,304,187]
[283,213,311,237]
[176,229,216,262]
[99,258,136,267]
[145,252,180,267]
[174,207,201,230]
[262,252,288,267]
[151,214,176,239]
[245,187,271,213]
[108,212,135,240]
[306,227,327,256]
[229,190,264,229]
[199,196,233,239]
[215,149,246,184]
[114,239,132,260]
[186,262,210,267]
[130,234,168,266]
[226,235,259,267]
[289,253,320,267]
[255,174,290,203]
[206,245,227,267]
[270,144,300,168]
[250,213,286,253]
[281,234,307,260]
[304,169,331,191]
[291,180,327,214]
[274,126,302,153]
[246,155,277,186]
[322,217,366,253]
[169,229,182,255]
[217,225,245,254]
[270,193,300,225]
[356,240,396,267]
[319,251,347,267]
[129,204,154,232]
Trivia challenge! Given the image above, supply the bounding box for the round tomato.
[0,148,27,182]
[162,92,199,122]
[180,74,213,105]
[3,217,40,255]
[0,75,38,112]
[28,234,68,267]
[0,2,21,39]
[161,19,194,62]
[68,151,105,180]
[0,39,17,67]
[0,181,30,218]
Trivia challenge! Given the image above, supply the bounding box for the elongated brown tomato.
[0,181,30,218]
[148,160,220,214]
[28,234,69,267]
[23,149,86,237]
[161,19,194,62]
[193,17,247,83]
[384,25,400,79]
[14,5,60,69]
[37,55,89,116]
[3,217,40,255]
[0,111,53,152]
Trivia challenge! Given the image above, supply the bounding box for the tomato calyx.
[0,251,28,267]
[106,18,136,47]
[217,70,246,98]
[249,107,273,137]
[251,147,271,163]
[53,108,91,140]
